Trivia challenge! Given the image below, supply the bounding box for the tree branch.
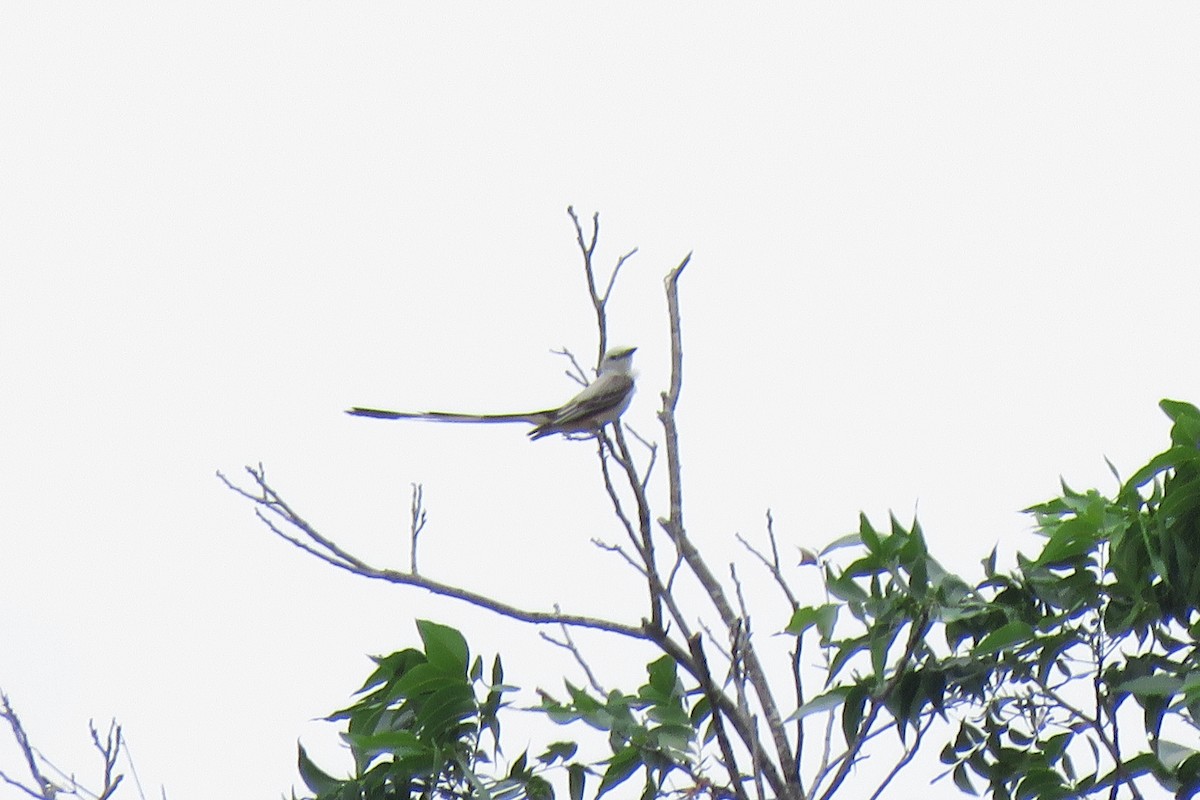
[218,466,649,640]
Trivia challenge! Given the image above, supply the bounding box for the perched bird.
[347,346,637,440]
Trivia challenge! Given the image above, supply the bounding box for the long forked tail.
[346,407,552,425]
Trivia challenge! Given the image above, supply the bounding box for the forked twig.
[409,483,427,574]
[218,466,648,640]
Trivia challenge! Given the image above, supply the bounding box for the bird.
[346,346,637,440]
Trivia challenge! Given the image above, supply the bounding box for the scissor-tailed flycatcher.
[347,346,637,440]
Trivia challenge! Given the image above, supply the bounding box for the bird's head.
[600,346,637,374]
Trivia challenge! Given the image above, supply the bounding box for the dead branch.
[217,466,649,640]
[409,483,426,574]
[0,693,128,800]
[0,692,55,800]
[654,256,800,796]
[540,612,606,696]
[735,511,800,611]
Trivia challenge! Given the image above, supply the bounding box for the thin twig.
[621,423,659,494]
[595,436,650,564]
[550,347,590,388]
[218,467,649,640]
[698,619,734,664]
[602,248,638,304]
[866,714,934,800]
[89,719,124,800]
[409,483,427,574]
[735,511,800,610]
[1030,674,1145,800]
[689,635,750,800]
[541,613,607,696]
[567,206,608,356]
[590,538,648,576]
[0,692,54,800]
[815,613,931,800]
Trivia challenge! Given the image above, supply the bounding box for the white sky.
[2,4,1198,799]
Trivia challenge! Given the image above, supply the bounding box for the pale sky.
[2,4,1198,799]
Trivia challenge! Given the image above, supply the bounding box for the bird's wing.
[346,408,551,424]
[547,372,635,428]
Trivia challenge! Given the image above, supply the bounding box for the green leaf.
[841,684,867,746]
[1015,766,1069,799]
[297,743,342,795]
[568,762,586,800]
[392,663,468,698]
[415,684,477,739]
[785,604,838,639]
[646,656,677,696]
[597,747,641,797]
[416,619,470,675]
[815,603,839,641]
[820,531,864,556]
[1162,399,1200,449]
[456,755,495,800]
[491,654,504,685]
[1034,510,1103,566]
[524,775,554,800]
[1120,675,1184,698]
[983,545,998,578]
[1155,739,1198,771]
[869,623,902,678]
[1125,446,1200,490]
[828,634,869,682]
[858,513,883,555]
[344,729,427,758]
[825,569,870,604]
[952,763,975,794]
[357,648,426,694]
[1161,398,1200,423]
[973,621,1034,655]
[787,687,848,722]
[539,741,579,764]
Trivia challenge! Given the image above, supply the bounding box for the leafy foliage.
[294,400,1200,799]
[297,620,550,800]
[298,629,713,800]
[787,399,1200,799]
[537,656,706,799]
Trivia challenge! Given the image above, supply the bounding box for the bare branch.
[120,731,152,800]
[1030,673,1145,799]
[590,537,647,576]
[540,612,607,696]
[602,248,638,305]
[867,714,934,800]
[550,346,590,388]
[595,436,650,564]
[219,467,649,640]
[815,613,931,800]
[620,423,659,493]
[89,719,124,800]
[0,773,45,800]
[409,483,427,574]
[689,635,750,800]
[567,206,608,358]
[735,510,799,610]
[791,639,805,779]
[698,619,734,665]
[0,692,55,800]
